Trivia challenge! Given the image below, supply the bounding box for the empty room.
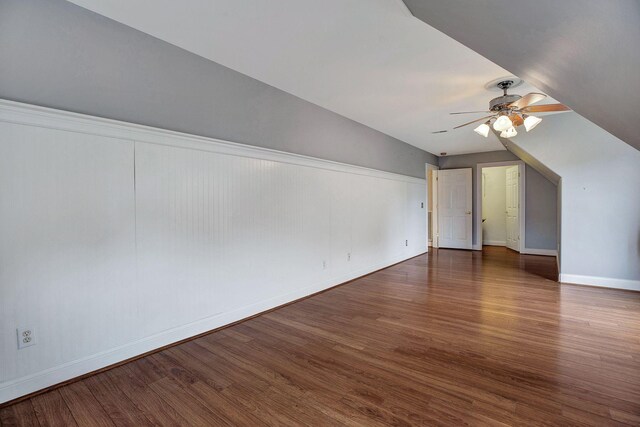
[1,1,639,426]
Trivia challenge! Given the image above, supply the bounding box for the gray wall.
[511,112,640,284]
[0,0,437,178]
[524,168,558,250]
[439,150,557,250]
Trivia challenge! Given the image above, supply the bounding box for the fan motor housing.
[489,94,521,111]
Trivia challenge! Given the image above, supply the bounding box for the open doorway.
[477,161,525,253]
[425,163,439,249]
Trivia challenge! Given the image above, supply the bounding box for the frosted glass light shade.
[500,126,518,138]
[524,115,542,132]
[493,115,513,132]
[473,122,490,137]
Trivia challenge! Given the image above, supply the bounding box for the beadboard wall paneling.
[0,121,137,398]
[0,100,426,403]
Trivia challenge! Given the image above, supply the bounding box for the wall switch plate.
[17,327,36,349]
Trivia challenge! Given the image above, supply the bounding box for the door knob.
[466,211,471,215]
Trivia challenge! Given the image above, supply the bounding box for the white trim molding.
[0,100,425,185]
[521,248,557,257]
[560,274,640,292]
[483,240,506,247]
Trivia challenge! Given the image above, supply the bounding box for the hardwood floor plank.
[58,382,114,427]
[31,390,77,427]
[83,373,153,427]
[0,400,40,427]
[147,377,228,426]
[218,383,307,427]
[4,247,640,426]
[150,351,266,426]
[105,366,190,426]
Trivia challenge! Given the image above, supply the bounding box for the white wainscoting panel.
[0,100,426,403]
[0,121,137,401]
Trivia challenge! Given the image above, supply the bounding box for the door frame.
[476,161,525,252]
[425,163,439,250]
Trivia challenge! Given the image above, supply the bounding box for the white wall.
[511,112,640,290]
[482,166,508,245]
[0,100,426,403]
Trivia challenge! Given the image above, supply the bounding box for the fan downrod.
[490,80,521,112]
[496,80,514,96]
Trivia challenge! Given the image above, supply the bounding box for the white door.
[437,168,472,249]
[505,165,520,251]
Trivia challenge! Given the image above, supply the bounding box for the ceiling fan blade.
[449,110,491,115]
[509,92,547,109]
[453,115,494,129]
[521,103,571,113]
[509,113,524,127]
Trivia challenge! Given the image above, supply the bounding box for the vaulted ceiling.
[67,0,563,156]
[403,0,640,152]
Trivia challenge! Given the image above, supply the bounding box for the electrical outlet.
[322,260,327,269]
[347,252,351,261]
[405,240,408,246]
[17,327,36,349]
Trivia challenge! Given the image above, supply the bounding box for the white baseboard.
[483,240,506,246]
[0,250,425,404]
[521,248,557,257]
[559,274,640,291]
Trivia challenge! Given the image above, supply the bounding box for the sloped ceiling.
[403,0,640,151]
[66,0,557,156]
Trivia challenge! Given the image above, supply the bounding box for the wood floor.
[2,247,640,426]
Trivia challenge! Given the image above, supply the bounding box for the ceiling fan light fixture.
[500,126,518,138]
[473,122,490,138]
[523,114,542,132]
[493,115,513,132]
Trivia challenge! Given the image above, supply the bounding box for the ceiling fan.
[451,80,571,138]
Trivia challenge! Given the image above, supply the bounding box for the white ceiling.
[68,0,551,155]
